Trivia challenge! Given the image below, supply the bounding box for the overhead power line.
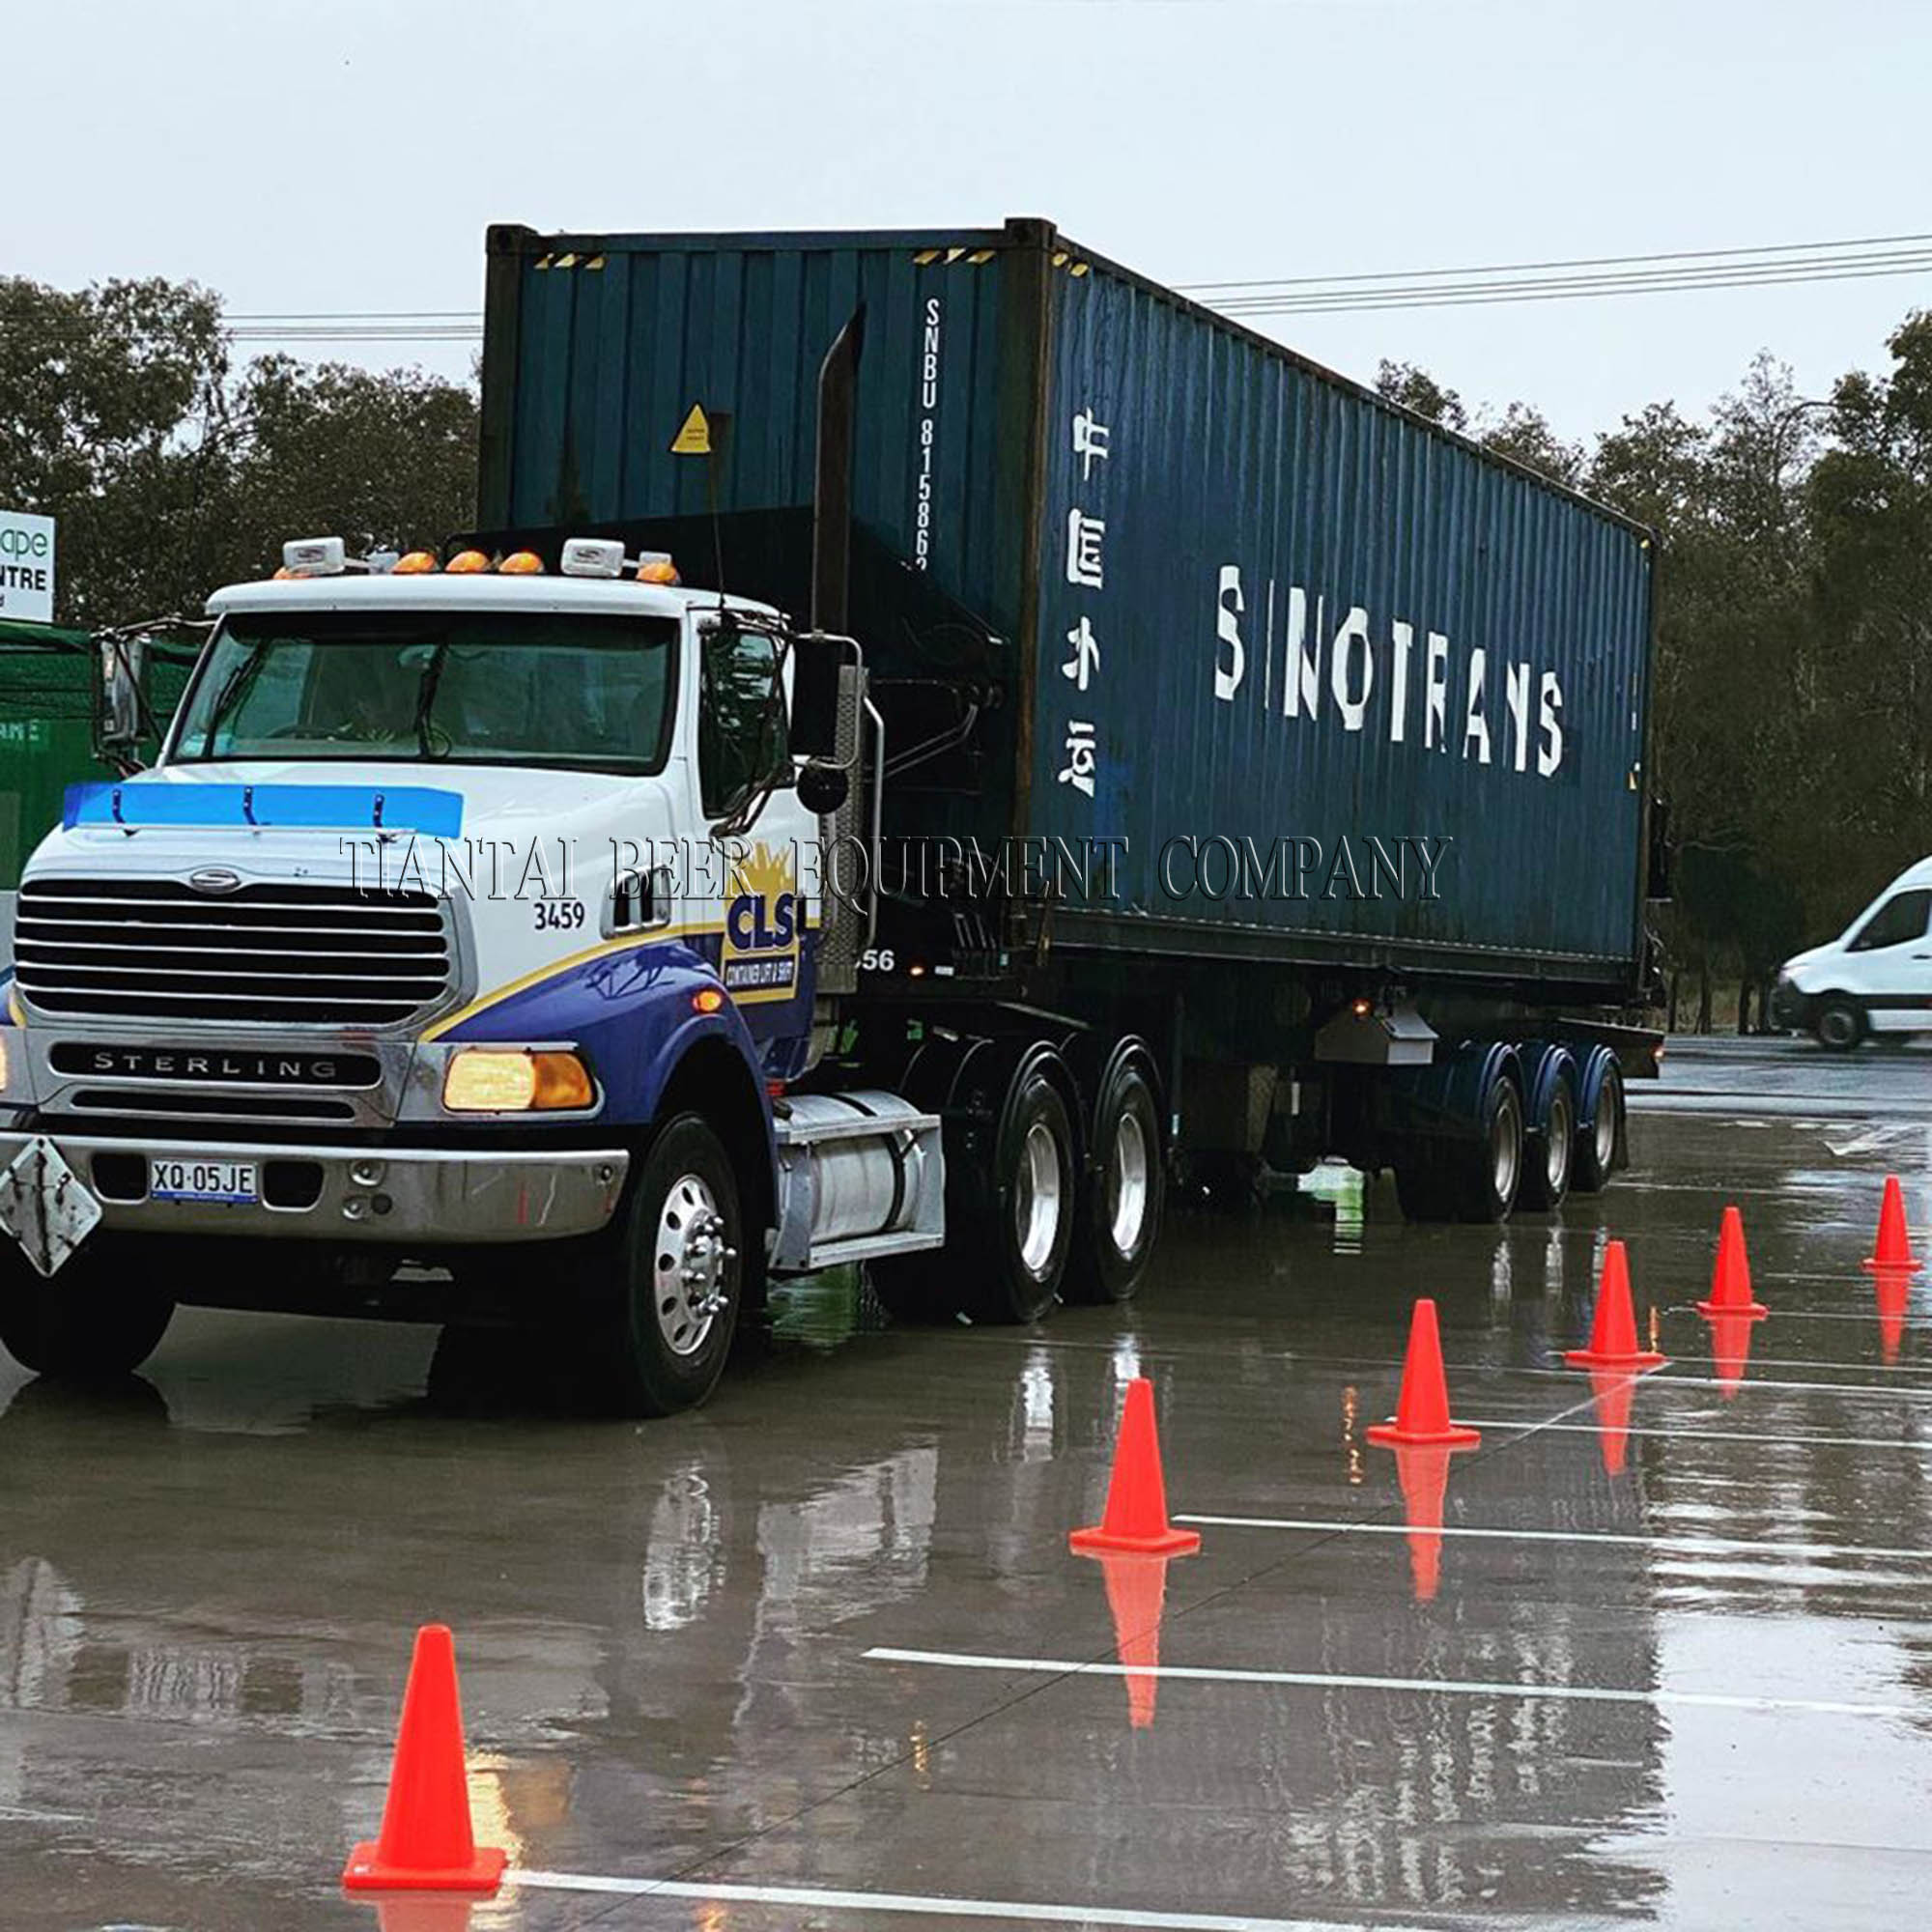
[12,229,1924,349]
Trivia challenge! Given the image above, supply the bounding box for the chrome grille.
[14,878,453,1028]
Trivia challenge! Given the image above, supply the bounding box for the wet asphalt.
[3,1036,1931,1932]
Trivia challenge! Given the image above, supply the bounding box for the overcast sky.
[14,0,1928,442]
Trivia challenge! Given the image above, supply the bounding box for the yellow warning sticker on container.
[670,405,712,456]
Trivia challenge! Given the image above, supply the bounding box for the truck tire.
[1572,1059,1624,1194]
[1815,997,1865,1051]
[599,1113,744,1416]
[1065,1046,1164,1304]
[1517,1065,1576,1211]
[1457,1070,1524,1222]
[0,1242,175,1380]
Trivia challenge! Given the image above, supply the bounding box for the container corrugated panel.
[481,224,1036,643]
[1031,249,1652,974]
[481,219,1653,986]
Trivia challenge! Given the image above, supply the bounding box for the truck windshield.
[171,611,679,773]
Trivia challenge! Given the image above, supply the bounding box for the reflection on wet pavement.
[1,1051,1930,1928]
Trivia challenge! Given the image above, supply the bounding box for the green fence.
[0,619,197,891]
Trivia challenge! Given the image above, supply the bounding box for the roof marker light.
[393,551,440,575]
[498,551,545,576]
[636,553,680,585]
[560,537,625,579]
[282,537,346,577]
[445,550,491,575]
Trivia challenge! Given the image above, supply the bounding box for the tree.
[0,276,230,625]
[0,273,477,627]
[1375,359,1467,431]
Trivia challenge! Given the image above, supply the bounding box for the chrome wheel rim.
[652,1173,733,1356]
[1593,1083,1617,1170]
[1545,1094,1573,1194]
[1108,1109,1151,1256]
[1492,1093,1521,1204]
[1015,1119,1065,1276]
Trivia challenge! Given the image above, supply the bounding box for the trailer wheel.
[0,1242,175,1380]
[1065,1047,1164,1304]
[597,1112,743,1416]
[1518,1070,1576,1211]
[1572,1060,1625,1194]
[1457,1071,1524,1222]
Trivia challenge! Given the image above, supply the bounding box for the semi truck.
[0,218,1662,1412]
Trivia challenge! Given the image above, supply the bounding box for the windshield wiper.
[412,642,451,757]
[197,642,265,755]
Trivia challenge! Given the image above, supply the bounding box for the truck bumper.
[0,1130,629,1247]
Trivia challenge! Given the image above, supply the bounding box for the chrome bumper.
[0,1131,629,1245]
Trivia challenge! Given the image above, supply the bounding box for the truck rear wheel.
[598,1113,744,1416]
[870,1038,1078,1324]
[0,1242,175,1381]
[1065,1047,1164,1304]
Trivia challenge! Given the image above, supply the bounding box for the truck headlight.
[442,1048,594,1113]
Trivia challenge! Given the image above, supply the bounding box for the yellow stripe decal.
[422,920,724,1041]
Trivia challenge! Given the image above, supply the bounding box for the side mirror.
[94,633,147,769]
[797,758,850,815]
[788,631,846,760]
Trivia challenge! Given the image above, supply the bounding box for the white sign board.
[0,511,55,625]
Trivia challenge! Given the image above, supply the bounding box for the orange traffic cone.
[1707,1309,1757,1400]
[372,1902,476,1932]
[1085,1551,1174,1729]
[1874,1265,1912,1367]
[1069,1377,1202,1556]
[1367,1300,1480,1449]
[1564,1241,1667,1372]
[1694,1205,1767,1321]
[1587,1367,1637,1475]
[1390,1443,1453,1603]
[1863,1176,1922,1273]
[343,1626,507,1894]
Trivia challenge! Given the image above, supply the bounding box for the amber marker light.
[692,988,725,1014]
[445,549,492,575]
[497,551,545,575]
[393,551,440,575]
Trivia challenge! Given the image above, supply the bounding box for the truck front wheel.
[0,1242,175,1380]
[600,1113,744,1416]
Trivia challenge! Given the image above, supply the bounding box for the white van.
[1771,857,1932,1047]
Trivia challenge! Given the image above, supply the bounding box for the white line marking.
[1458,1417,1932,1450]
[1172,1515,1932,1563]
[864,1648,1918,1719]
[509,1868,1449,1931]
[1634,1374,1932,1401]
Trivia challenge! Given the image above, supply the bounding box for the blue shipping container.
[479,218,1654,991]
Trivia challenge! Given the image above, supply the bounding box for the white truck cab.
[0,536,945,1410]
[1771,856,1932,1048]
